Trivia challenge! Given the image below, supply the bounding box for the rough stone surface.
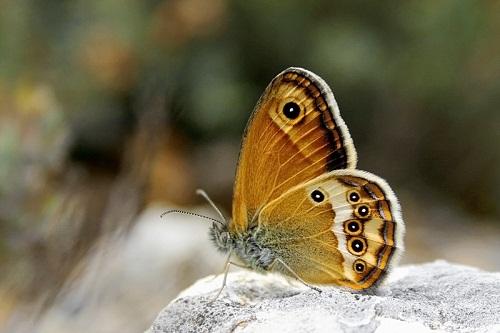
[147,261,500,333]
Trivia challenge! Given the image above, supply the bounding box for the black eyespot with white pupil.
[348,237,367,256]
[354,261,365,273]
[357,204,370,217]
[348,221,360,233]
[311,190,325,203]
[348,191,360,203]
[283,102,301,119]
[344,220,363,236]
[351,239,364,253]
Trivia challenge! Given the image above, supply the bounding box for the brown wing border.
[332,169,405,289]
[282,67,357,170]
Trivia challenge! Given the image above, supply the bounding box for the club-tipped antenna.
[160,209,224,226]
[196,189,227,224]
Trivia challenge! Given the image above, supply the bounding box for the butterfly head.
[209,220,232,253]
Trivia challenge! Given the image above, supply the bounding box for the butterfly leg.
[275,258,322,293]
[209,259,249,281]
[229,261,251,269]
[210,251,232,302]
[210,251,251,303]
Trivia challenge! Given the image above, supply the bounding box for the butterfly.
[204,67,405,293]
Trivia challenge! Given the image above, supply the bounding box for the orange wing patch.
[231,68,357,233]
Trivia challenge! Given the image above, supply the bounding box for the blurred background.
[0,0,499,332]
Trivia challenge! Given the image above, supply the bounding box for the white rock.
[147,261,500,333]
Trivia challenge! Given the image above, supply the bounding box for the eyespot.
[282,102,301,120]
[355,204,371,218]
[347,190,360,203]
[353,259,366,273]
[311,189,325,203]
[344,220,363,236]
[348,237,367,255]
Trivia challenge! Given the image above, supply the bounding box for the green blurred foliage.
[0,0,499,301]
[0,0,498,212]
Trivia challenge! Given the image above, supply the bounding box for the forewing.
[257,169,404,290]
[231,67,357,233]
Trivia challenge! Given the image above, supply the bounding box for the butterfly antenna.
[160,209,224,226]
[196,189,227,224]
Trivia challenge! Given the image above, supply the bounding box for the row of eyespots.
[310,188,373,216]
[344,219,367,260]
[348,190,372,220]
[310,188,369,273]
[347,190,370,274]
[310,189,372,218]
[345,221,369,274]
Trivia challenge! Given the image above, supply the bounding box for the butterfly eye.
[348,237,367,255]
[344,220,363,235]
[353,259,366,273]
[347,190,360,203]
[310,189,325,203]
[355,204,371,218]
[282,102,301,120]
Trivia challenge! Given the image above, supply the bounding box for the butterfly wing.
[232,67,357,233]
[257,169,404,290]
